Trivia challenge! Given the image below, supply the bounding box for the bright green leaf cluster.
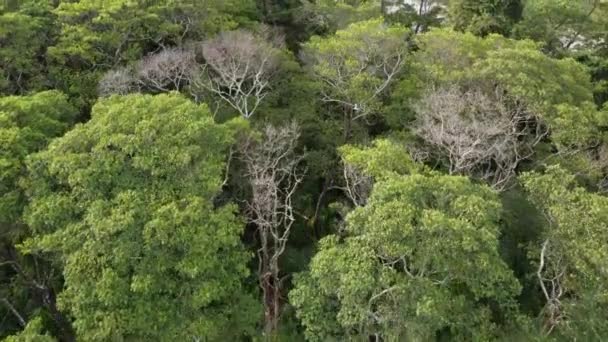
[291,172,521,341]
[20,93,257,341]
[0,91,76,225]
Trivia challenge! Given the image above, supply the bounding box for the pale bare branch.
[192,29,284,118]
[239,122,305,334]
[414,85,547,190]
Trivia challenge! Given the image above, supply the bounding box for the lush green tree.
[339,138,424,180]
[0,91,77,340]
[448,0,523,36]
[514,0,608,107]
[291,163,522,340]
[407,29,605,187]
[19,93,258,341]
[0,91,76,226]
[514,0,607,52]
[522,166,608,338]
[47,0,257,108]
[302,18,410,140]
[3,317,56,342]
[295,0,381,36]
[0,1,56,94]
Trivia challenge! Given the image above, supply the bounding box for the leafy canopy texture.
[410,29,607,187]
[19,93,258,341]
[290,170,521,341]
[0,91,76,226]
[0,4,53,94]
[522,166,608,338]
[302,18,410,128]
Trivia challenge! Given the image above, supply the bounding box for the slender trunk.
[343,107,353,141]
[260,226,279,336]
[270,253,281,333]
[6,246,75,341]
[40,287,75,342]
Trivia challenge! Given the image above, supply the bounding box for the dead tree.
[240,122,305,334]
[98,67,137,96]
[342,163,373,207]
[136,47,196,92]
[537,239,567,336]
[98,29,282,118]
[194,29,283,118]
[414,86,546,190]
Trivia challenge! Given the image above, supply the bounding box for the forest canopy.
[1,0,608,341]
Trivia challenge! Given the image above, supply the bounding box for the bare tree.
[537,239,567,336]
[136,47,197,92]
[239,122,305,334]
[193,29,284,118]
[342,163,373,207]
[413,86,546,190]
[98,67,137,97]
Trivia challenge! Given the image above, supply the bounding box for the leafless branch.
[192,29,284,118]
[342,163,372,207]
[538,239,567,336]
[98,67,137,97]
[1,298,26,328]
[136,47,197,93]
[239,122,305,333]
[414,85,547,190]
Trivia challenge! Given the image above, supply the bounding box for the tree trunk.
[260,227,279,336]
[40,286,76,342]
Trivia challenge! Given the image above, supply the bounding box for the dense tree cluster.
[2,0,608,340]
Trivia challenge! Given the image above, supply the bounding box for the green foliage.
[448,0,523,36]
[0,91,76,226]
[339,138,423,179]
[522,166,608,287]
[522,166,608,338]
[0,3,55,94]
[2,0,608,340]
[3,317,56,342]
[303,18,410,138]
[413,28,602,148]
[514,0,606,51]
[291,172,521,341]
[413,28,537,84]
[295,0,381,35]
[47,0,257,107]
[19,93,258,341]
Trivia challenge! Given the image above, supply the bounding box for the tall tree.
[409,29,605,188]
[302,18,410,140]
[0,1,56,95]
[19,94,259,341]
[522,166,608,338]
[448,0,523,36]
[0,91,77,340]
[384,0,447,33]
[514,0,605,52]
[240,122,305,335]
[291,167,522,340]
